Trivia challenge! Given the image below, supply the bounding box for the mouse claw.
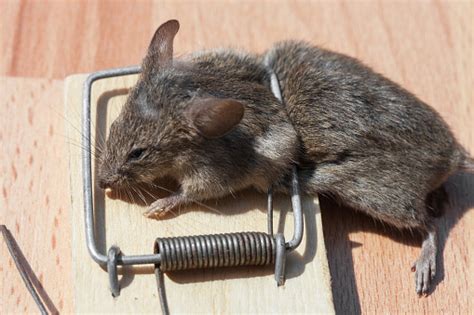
[143,208,167,219]
[143,194,186,220]
[144,197,178,219]
[143,210,154,218]
[143,203,168,219]
[413,249,436,296]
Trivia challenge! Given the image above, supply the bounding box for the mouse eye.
[128,148,146,161]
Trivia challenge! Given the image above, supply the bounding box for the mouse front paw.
[144,195,184,219]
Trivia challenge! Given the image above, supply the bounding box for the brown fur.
[264,41,468,232]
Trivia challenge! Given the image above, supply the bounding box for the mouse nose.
[98,179,110,190]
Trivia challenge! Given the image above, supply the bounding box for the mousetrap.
[65,68,334,313]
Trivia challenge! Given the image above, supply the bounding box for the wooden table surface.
[1,0,472,314]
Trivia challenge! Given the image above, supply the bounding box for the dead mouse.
[97,20,473,295]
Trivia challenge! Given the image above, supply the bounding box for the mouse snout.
[98,178,111,190]
[98,173,125,190]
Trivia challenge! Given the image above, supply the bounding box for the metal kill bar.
[81,66,304,267]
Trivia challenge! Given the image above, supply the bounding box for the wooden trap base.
[65,74,334,313]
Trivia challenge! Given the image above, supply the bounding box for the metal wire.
[267,187,274,236]
[0,225,48,315]
[155,232,275,272]
[287,165,304,251]
[154,266,170,315]
[267,66,304,251]
[107,246,121,297]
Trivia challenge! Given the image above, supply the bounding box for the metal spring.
[155,232,275,272]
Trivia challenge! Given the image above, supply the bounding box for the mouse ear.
[143,20,180,73]
[186,98,245,139]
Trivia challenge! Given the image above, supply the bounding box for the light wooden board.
[0,77,72,313]
[65,74,334,314]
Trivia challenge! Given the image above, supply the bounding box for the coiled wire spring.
[155,232,275,272]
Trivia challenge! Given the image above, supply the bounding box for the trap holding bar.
[82,66,304,299]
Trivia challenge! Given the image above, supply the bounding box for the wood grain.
[0,77,72,313]
[1,0,472,313]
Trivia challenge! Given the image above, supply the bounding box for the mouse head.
[98,20,298,194]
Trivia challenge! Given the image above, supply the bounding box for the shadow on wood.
[98,191,320,288]
[434,172,474,293]
[322,171,474,314]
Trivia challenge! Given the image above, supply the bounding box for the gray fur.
[98,48,299,204]
[264,41,466,232]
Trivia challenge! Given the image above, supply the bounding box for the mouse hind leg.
[302,166,444,295]
[412,185,449,295]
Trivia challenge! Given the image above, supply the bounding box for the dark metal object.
[274,234,287,286]
[81,66,305,303]
[267,187,274,236]
[1,225,48,315]
[154,267,170,315]
[107,246,121,297]
[155,232,275,272]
